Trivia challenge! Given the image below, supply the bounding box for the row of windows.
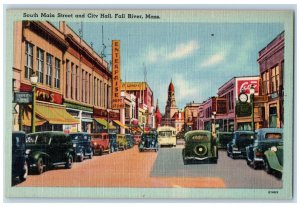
[25,42,60,88]
[262,63,282,95]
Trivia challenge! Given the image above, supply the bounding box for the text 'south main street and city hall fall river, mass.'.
[23,12,161,19]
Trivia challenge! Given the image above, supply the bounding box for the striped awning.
[94,118,116,130]
[113,120,129,129]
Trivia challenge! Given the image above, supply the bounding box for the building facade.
[12,21,117,133]
[257,31,284,128]
[184,102,201,131]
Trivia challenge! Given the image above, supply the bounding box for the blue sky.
[67,22,284,113]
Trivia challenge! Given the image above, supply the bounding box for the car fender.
[30,151,51,164]
[64,149,75,160]
[264,150,283,173]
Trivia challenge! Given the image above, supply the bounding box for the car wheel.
[183,158,188,165]
[230,152,236,159]
[227,151,230,157]
[252,161,259,170]
[99,148,103,156]
[36,157,44,175]
[264,159,272,174]
[65,155,73,169]
[19,160,28,182]
[78,152,84,162]
[89,151,93,159]
[246,159,251,166]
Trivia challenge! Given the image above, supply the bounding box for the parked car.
[227,131,255,159]
[216,132,233,149]
[138,132,159,152]
[246,128,283,169]
[133,134,141,145]
[91,133,110,155]
[12,131,28,183]
[117,134,128,150]
[69,132,93,161]
[182,130,218,165]
[25,131,75,174]
[125,134,135,148]
[108,133,118,152]
[264,145,283,178]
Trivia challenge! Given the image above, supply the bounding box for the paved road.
[16,146,281,188]
[152,147,282,188]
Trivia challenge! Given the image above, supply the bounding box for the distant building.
[171,110,185,134]
[184,101,201,131]
[154,99,162,128]
[163,80,179,126]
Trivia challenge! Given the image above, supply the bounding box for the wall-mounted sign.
[236,79,259,97]
[111,40,125,109]
[13,92,32,104]
[121,82,146,91]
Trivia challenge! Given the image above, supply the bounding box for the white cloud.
[167,40,199,60]
[173,74,198,102]
[200,53,225,68]
[146,40,199,64]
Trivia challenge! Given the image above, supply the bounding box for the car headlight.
[73,144,77,147]
[25,149,31,155]
[142,141,145,144]
[271,146,277,152]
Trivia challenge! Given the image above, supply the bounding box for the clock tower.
[164,79,178,121]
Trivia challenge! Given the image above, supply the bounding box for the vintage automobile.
[246,128,283,169]
[25,131,75,174]
[264,145,283,178]
[216,132,233,149]
[133,134,141,145]
[91,133,110,155]
[69,132,93,161]
[12,131,28,183]
[117,134,128,150]
[108,133,118,152]
[182,130,218,164]
[157,126,177,147]
[125,134,135,148]
[138,132,159,152]
[227,131,255,159]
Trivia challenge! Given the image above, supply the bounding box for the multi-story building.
[121,82,155,128]
[184,101,201,131]
[257,31,284,128]
[12,21,117,133]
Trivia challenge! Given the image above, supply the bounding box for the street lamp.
[106,108,112,134]
[250,84,255,132]
[30,73,38,133]
[211,111,216,139]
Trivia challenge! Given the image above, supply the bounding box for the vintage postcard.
[4,7,294,199]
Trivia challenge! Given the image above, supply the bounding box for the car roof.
[69,132,90,135]
[234,131,255,135]
[255,128,283,133]
[12,131,26,135]
[26,131,66,136]
[184,130,211,141]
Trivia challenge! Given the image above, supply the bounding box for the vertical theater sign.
[111,40,125,109]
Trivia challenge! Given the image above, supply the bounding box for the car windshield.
[266,133,282,139]
[142,134,156,139]
[70,135,79,140]
[158,131,172,137]
[26,134,51,144]
[219,134,232,139]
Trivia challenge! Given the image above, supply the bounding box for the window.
[54,58,60,88]
[71,63,74,99]
[262,71,269,95]
[271,66,279,93]
[82,70,85,102]
[36,48,44,83]
[94,77,97,105]
[25,42,33,79]
[46,54,53,86]
[66,60,70,97]
[76,66,79,100]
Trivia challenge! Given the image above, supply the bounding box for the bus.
[157,126,177,147]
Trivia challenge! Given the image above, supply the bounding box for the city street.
[17,145,282,188]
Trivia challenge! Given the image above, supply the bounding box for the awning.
[21,103,79,126]
[35,103,80,125]
[94,118,116,130]
[113,120,129,129]
[22,111,47,126]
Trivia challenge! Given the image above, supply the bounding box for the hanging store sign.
[112,40,125,109]
[13,92,32,104]
[236,79,259,97]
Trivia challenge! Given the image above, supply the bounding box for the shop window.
[271,65,279,93]
[262,71,269,95]
[269,106,277,128]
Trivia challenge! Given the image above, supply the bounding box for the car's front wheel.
[65,155,73,169]
[36,157,44,175]
[89,150,93,159]
[78,152,84,162]
[264,159,272,174]
[19,160,28,182]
